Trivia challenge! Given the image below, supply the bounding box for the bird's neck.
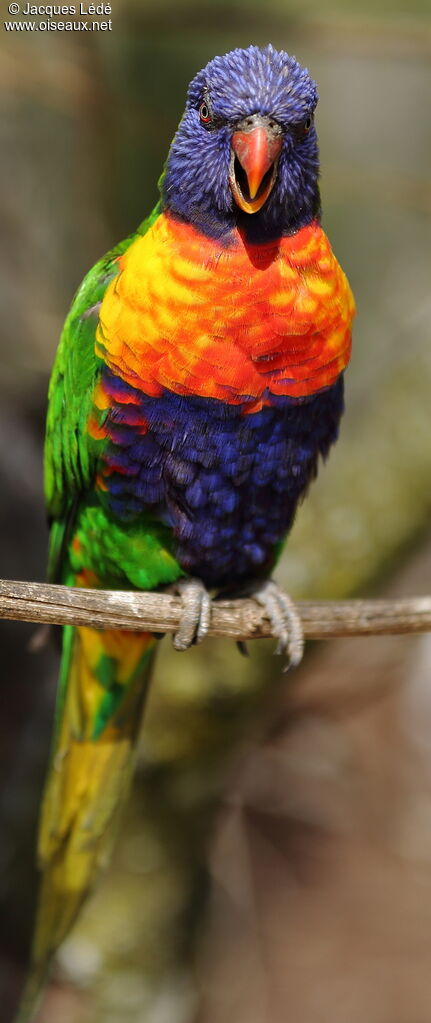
[236,191,321,243]
[160,184,321,244]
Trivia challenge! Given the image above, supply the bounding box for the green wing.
[44,203,161,581]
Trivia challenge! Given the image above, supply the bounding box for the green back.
[44,203,161,581]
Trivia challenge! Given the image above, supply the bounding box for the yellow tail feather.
[16,624,156,1022]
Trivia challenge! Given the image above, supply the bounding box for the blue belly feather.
[98,370,344,587]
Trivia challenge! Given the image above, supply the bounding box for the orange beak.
[230,123,282,214]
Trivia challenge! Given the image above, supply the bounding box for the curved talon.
[28,623,53,653]
[172,578,212,651]
[253,580,304,670]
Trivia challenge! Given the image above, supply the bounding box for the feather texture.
[18,45,355,1021]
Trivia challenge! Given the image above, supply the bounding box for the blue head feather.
[162,44,320,242]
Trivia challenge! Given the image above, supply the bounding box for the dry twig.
[0,578,431,641]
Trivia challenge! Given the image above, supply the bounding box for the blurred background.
[1,0,431,1020]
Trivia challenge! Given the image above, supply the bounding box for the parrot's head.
[162,44,320,241]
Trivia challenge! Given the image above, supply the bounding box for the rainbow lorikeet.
[20,44,354,1017]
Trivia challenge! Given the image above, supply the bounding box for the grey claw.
[172,578,212,651]
[28,624,53,652]
[252,580,304,670]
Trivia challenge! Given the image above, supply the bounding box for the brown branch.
[0,578,431,641]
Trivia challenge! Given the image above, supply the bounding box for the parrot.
[18,44,355,1019]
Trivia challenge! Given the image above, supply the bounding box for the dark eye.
[199,101,212,125]
[302,115,312,134]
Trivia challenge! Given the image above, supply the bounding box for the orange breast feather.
[96,212,355,411]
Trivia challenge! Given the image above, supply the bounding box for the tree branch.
[0,578,431,641]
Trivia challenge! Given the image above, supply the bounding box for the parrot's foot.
[252,580,304,670]
[172,578,212,651]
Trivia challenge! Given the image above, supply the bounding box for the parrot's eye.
[293,115,313,140]
[199,101,212,125]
